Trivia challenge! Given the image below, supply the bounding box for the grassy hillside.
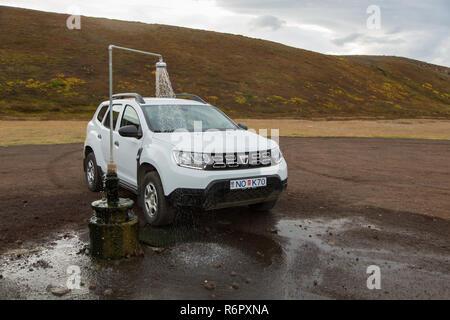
[0,6,449,119]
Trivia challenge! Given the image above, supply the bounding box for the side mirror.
[237,123,248,130]
[118,125,142,139]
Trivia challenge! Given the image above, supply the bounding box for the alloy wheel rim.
[144,182,158,218]
[87,160,95,184]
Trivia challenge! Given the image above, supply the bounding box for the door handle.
[97,134,102,139]
[114,141,119,147]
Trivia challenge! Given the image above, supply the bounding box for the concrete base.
[89,198,141,259]
[89,214,140,259]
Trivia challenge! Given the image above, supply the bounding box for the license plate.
[230,177,267,190]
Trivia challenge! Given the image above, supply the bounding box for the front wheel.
[249,199,278,211]
[140,171,175,226]
[85,152,103,192]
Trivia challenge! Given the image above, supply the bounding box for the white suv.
[84,93,288,225]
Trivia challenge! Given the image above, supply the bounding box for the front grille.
[205,150,272,170]
[203,177,283,209]
[168,176,287,210]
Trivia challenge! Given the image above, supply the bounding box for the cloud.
[332,32,405,47]
[249,15,285,31]
[1,0,449,66]
[215,0,450,66]
[332,33,362,47]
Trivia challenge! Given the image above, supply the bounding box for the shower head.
[156,61,167,68]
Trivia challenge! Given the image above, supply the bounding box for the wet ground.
[0,138,449,299]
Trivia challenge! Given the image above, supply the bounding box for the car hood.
[152,130,278,153]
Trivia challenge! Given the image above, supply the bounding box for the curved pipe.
[107,45,163,167]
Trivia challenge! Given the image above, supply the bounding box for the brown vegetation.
[0,6,449,119]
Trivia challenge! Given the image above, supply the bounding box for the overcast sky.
[1,0,449,67]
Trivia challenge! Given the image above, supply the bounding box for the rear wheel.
[85,152,103,192]
[140,171,175,226]
[249,199,278,211]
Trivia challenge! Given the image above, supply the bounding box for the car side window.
[120,105,141,132]
[103,105,122,130]
[96,105,108,123]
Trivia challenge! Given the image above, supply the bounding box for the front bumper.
[168,175,287,210]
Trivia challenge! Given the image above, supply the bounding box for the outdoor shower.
[89,44,174,259]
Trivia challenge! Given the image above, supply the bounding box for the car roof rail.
[174,94,207,104]
[112,93,145,104]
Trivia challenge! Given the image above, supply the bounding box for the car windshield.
[142,104,238,132]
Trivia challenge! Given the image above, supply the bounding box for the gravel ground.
[0,137,449,299]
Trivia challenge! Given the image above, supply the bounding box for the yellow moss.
[323,102,340,109]
[266,95,286,103]
[235,96,247,104]
[329,88,344,95]
[345,93,364,101]
[289,97,308,104]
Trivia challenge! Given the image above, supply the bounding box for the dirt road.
[0,138,449,299]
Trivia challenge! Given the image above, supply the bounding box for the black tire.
[249,199,278,211]
[84,152,103,192]
[140,171,175,226]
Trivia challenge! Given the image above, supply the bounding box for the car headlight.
[271,147,283,164]
[173,151,212,170]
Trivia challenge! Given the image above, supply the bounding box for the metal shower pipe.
[108,45,163,168]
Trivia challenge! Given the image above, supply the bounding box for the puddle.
[1,213,448,299]
[139,225,206,247]
[0,233,94,299]
[276,216,378,254]
[0,219,285,299]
